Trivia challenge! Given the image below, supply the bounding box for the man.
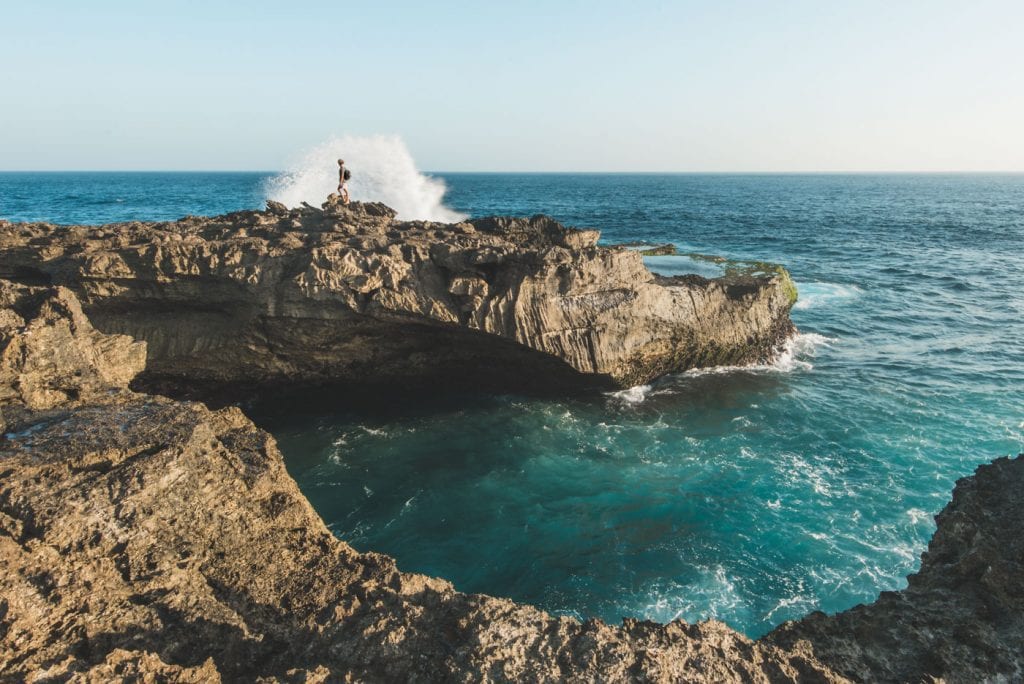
[337,159,351,205]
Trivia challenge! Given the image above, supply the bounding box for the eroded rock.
[0,283,838,682]
[0,282,1020,681]
[0,204,796,398]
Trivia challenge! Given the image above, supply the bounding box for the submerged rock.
[0,202,796,398]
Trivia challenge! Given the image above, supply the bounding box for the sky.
[1,0,1022,172]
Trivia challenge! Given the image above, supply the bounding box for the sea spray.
[265,135,466,222]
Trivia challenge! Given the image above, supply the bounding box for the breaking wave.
[607,333,834,405]
[265,135,466,222]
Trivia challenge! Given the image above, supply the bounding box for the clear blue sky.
[2,0,1022,171]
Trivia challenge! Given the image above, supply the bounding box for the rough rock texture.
[0,281,146,433]
[768,454,1024,683]
[0,282,840,682]
[1,282,1021,681]
[0,199,796,396]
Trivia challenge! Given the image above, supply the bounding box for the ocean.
[2,170,1022,637]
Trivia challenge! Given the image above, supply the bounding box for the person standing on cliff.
[337,159,351,205]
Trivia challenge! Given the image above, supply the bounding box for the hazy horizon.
[2,1,1022,173]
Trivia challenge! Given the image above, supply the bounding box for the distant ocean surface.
[3,171,1022,637]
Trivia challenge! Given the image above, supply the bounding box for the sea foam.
[606,333,834,405]
[265,135,466,222]
[793,282,862,310]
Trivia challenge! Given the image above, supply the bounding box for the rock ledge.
[0,200,796,397]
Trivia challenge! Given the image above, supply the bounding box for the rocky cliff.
[0,281,836,682]
[1,281,1021,682]
[0,199,796,397]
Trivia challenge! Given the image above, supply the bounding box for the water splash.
[793,282,863,311]
[607,333,834,405]
[265,135,466,222]
[770,332,834,372]
[678,332,835,378]
[608,384,655,404]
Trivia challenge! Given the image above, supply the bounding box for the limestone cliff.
[0,282,836,682]
[0,199,795,396]
[1,282,1022,682]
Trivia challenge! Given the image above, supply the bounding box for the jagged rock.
[0,281,145,432]
[0,283,841,682]
[0,204,796,398]
[0,283,1020,681]
[768,454,1024,682]
[265,199,289,216]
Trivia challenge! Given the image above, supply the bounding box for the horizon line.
[2,169,1024,175]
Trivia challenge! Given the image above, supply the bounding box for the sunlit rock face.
[0,200,796,399]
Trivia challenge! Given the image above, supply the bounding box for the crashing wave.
[265,134,466,222]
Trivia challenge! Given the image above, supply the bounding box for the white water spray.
[607,333,836,405]
[265,135,466,222]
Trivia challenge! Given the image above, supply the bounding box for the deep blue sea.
[2,171,1022,637]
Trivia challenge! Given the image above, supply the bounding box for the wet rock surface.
[0,199,796,398]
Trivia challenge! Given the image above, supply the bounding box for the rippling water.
[3,172,1022,637]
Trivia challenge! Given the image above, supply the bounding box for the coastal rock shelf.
[0,199,796,397]
[1,281,1021,681]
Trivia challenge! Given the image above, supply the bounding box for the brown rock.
[0,204,796,399]
[0,283,841,681]
[0,282,1020,682]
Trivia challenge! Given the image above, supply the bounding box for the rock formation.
[1,204,1019,682]
[1,279,1021,682]
[0,281,838,682]
[767,454,1024,682]
[0,199,796,398]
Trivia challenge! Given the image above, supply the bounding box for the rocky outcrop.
[0,199,796,397]
[1,281,1022,682]
[0,282,840,682]
[768,454,1024,682]
[0,281,145,433]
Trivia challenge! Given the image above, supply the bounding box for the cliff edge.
[0,199,796,396]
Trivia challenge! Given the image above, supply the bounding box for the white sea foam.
[764,593,815,622]
[603,333,834,404]
[906,508,931,525]
[640,566,746,625]
[683,332,835,378]
[608,384,654,404]
[265,134,467,222]
[793,282,862,310]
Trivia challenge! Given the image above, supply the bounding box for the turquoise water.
[3,172,1022,637]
